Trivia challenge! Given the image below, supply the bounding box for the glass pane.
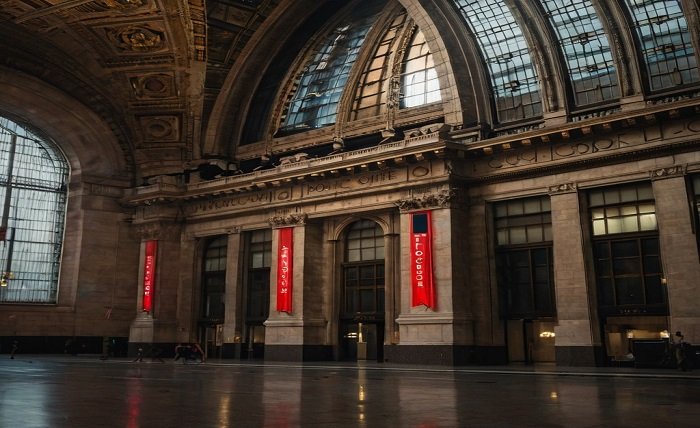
[592,219,606,236]
[622,216,639,233]
[509,227,527,245]
[612,240,638,257]
[645,275,665,304]
[598,277,615,305]
[607,218,622,234]
[613,258,640,276]
[615,277,644,305]
[348,249,361,262]
[639,214,657,231]
[360,289,375,312]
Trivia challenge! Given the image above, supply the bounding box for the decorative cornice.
[650,165,686,180]
[268,213,307,227]
[395,189,455,211]
[548,182,577,195]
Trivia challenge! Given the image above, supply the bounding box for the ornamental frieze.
[269,213,307,227]
[395,189,456,211]
[650,165,686,180]
[184,163,443,216]
[548,182,577,195]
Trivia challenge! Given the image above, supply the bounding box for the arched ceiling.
[0,0,282,181]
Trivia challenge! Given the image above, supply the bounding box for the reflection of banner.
[142,240,157,312]
[410,211,435,308]
[276,228,293,312]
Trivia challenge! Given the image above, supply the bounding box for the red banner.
[142,240,157,312]
[410,211,435,308]
[276,227,293,312]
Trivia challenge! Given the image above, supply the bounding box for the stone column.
[222,228,243,358]
[549,183,601,366]
[391,188,466,365]
[264,213,308,361]
[651,166,700,343]
[128,217,182,357]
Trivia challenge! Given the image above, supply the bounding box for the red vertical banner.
[410,211,435,308]
[142,240,157,312]
[276,227,294,313]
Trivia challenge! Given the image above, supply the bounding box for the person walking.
[674,331,690,371]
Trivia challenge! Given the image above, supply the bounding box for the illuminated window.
[623,0,699,91]
[452,0,542,122]
[352,12,408,120]
[539,0,619,106]
[279,4,381,132]
[0,117,69,304]
[400,29,441,108]
[589,184,657,236]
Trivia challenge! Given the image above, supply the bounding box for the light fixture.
[539,331,555,338]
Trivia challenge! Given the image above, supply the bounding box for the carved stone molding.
[268,213,308,227]
[548,182,577,195]
[650,165,686,180]
[133,221,182,241]
[395,189,455,212]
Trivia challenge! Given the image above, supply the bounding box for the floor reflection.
[0,358,698,428]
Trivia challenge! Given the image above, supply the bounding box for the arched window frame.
[0,117,69,304]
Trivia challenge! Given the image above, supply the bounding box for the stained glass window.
[0,117,69,303]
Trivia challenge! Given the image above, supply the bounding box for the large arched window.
[0,116,69,303]
[278,1,383,133]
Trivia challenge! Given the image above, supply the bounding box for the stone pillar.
[128,218,181,357]
[391,188,466,365]
[264,213,308,361]
[549,183,601,366]
[222,228,243,358]
[651,166,700,343]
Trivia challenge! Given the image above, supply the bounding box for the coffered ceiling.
[0,0,281,178]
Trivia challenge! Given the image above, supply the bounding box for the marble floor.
[0,355,698,427]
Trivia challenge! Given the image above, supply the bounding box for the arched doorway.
[339,220,385,362]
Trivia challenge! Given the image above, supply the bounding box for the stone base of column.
[555,345,605,367]
[384,344,507,365]
[264,344,333,362]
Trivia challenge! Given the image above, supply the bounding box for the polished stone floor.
[0,355,698,428]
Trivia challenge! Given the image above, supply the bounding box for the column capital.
[548,182,577,195]
[268,212,308,227]
[650,165,686,180]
